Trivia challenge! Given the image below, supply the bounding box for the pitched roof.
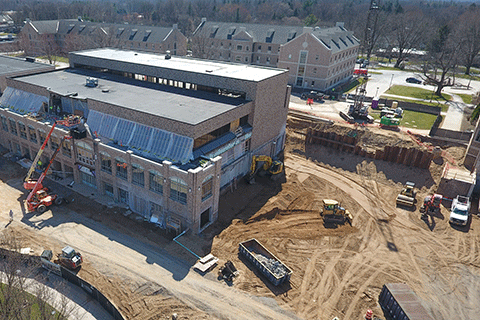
[28,20,62,34]
[194,20,305,45]
[311,26,360,53]
[29,19,178,43]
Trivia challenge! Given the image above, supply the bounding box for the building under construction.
[0,48,290,233]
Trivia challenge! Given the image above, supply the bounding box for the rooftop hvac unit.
[85,77,98,87]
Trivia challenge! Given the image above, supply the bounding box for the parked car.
[406,77,422,84]
[301,91,324,101]
[449,195,471,226]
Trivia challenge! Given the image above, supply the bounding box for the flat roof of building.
[14,68,246,125]
[0,55,53,76]
[70,48,286,82]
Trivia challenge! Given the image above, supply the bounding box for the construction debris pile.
[254,253,290,278]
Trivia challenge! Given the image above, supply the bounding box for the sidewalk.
[0,270,113,320]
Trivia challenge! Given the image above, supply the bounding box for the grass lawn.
[385,85,452,101]
[37,55,69,63]
[456,93,473,104]
[379,95,449,112]
[370,109,438,130]
[0,283,67,319]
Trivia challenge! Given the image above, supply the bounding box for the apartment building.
[192,19,359,91]
[0,48,289,234]
[20,19,188,57]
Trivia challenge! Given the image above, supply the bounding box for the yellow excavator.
[246,155,283,184]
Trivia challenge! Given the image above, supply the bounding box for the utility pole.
[363,0,380,61]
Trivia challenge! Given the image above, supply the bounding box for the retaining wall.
[306,127,433,169]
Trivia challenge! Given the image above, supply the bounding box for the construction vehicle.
[320,199,353,225]
[339,76,374,124]
[420,194,443,214]
[57,246,83,270]
[246,155,283,184]
[218,260,239,282]
[24,122,57,189]
[396,182,416,207]
[449,195,471,226]
[25,134,71,213]
[380,115,400,129]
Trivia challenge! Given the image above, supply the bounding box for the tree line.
[4,0,480,95]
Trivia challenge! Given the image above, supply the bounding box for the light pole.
[389,74,394,88]
[375,86,379,97]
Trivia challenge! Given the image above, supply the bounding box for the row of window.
[1,115,72,157]
[100,152,213,204]
[211,41,278,54]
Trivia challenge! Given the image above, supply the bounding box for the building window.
[244,139,251,153]
[118,188,129,204]
[266,57,271,63]
[246,46,249,51]
[62,139,71,157]
[132,164,144,187]
[256,56,260,62]
[170,177,187,204]
[28,125,37,143]
[237,45,242,50]
[50,135,59,150]
[1,115,8,131]
[104,182,114,198]
[38,130,46,144]
[268,46,272,52]
[202,176,213,201]
[8,118,17,135]
[100,152,112,173]
[316,55,319,60]
[18,122,27,139]
[288,54,292,59]
[258,45,261,51]
[299,51,307,64]
[245,57,249,62]
[235,56,241,62]
[116,158,128,180]
[76,141,94,166]
[149,170,163,194]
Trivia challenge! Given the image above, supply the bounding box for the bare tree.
[423,25,460,96]
[0,231,77,320]
[455,7,480,75]
[189,34,218,60]
[391,11,427,68]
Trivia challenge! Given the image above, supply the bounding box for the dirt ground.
[1,115,479,320]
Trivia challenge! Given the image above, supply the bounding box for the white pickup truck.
[449,196,471,226]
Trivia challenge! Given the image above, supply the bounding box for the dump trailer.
[396,182,416,207]
[239,238,292,286]
[379,283,434,320]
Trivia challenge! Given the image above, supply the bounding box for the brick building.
[0,48,289,233]
[192,19,359,91]
[20,19,187,57]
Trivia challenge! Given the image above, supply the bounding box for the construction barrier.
[306,128,433,169]
[0,248,125,320]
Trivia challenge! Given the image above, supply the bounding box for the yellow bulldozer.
[320,199,353,225]
[396,182,417,207]
[246,155,283,184]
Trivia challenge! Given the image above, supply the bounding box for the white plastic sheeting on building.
[87,109,194,164]
[0,87,48,115]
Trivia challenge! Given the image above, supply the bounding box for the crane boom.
[24,122,57,183]
[26,136,68,204]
